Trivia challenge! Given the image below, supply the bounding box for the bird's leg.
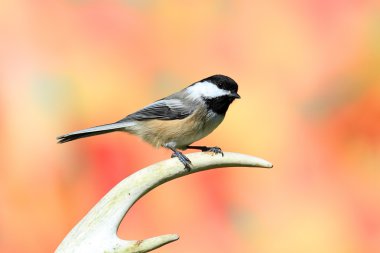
[186,145,224,157]
[167,147,192,171]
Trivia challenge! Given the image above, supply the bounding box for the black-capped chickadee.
[57,74,240,170]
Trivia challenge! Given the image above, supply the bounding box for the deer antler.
[55,152,273,253]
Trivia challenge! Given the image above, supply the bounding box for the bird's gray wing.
[118,98,193,121]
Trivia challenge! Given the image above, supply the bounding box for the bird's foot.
[186,145,224,157]
[171,151,192,171]
[205,146,224,156]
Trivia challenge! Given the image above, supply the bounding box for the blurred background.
[1,1,379,252]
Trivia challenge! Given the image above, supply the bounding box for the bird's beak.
[230,92,241,99]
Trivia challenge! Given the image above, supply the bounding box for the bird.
[57,74,240,170]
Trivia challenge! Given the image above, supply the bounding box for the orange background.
[1,1,380,252]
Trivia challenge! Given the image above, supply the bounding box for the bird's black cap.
[200,74,239,93]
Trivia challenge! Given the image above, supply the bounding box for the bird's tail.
[57,121,134,144]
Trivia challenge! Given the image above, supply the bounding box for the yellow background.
[1,1,379,252]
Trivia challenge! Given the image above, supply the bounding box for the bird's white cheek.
[186,81,230,100]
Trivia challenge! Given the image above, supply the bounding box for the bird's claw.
[171,151,192,171]
[186,145,224,156]
[203,146,224,157]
